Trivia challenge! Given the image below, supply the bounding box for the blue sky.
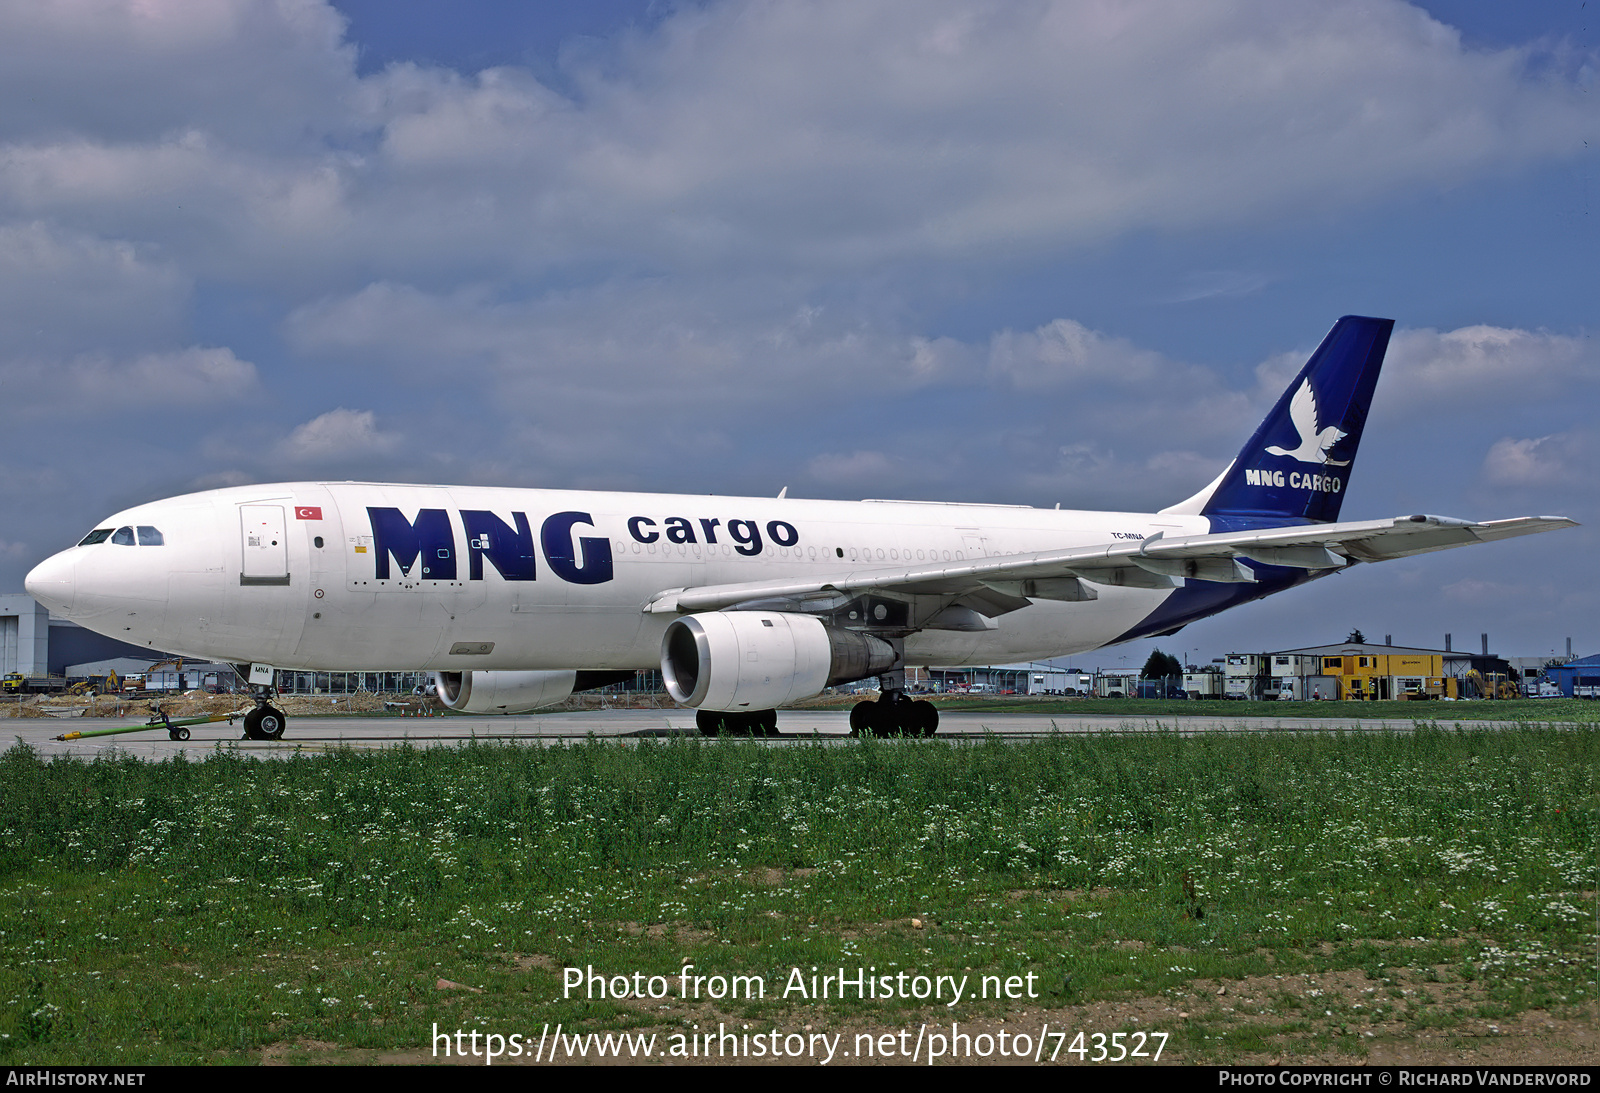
[1,0,1596,668]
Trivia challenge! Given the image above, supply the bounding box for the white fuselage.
[26,482,1209,672]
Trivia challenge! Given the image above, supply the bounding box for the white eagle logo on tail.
[1265,379,1350,466]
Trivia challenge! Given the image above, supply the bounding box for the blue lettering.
[766,520,798,547]
[368,508,456,580]
[664,516,697,545]
[727,519,763,557]
[627,516,659,543]
[460,510,537,581]
[698,518,721,544]
[541,511,614,585]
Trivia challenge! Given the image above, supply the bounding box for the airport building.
[0,594,48,677]
[1280,643,1446,700]
[921,665,1097,694]
[1182,667,1225,699]
[1220,640,1562,700]
[1544,654,1600,698]
[1227,642,1464,700]
[1,592,163,677]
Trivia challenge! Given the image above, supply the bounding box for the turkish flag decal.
[295,506,323,520]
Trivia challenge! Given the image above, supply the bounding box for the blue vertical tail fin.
[1161,315,1393,524]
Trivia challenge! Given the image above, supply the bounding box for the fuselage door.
[240,505,290,585]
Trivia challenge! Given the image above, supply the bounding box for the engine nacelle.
[433,669,577,714]
[661,611,897,711]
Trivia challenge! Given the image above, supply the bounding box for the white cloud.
[518,0,1596,265]
[988,317,1255,454]
[0,221,187,353]
[1144,450,1214,479]
[283,281,1600,518]
[188,469,255,491]
[287,278,1302,504]
[1440,577,1530,603]
[0,0,355,149]
[276,407,398,462]
[0,136,359,284]
[116,346,257,395]
[1248,322,1600,454]
[988,319,1164,389]
[1481,431,1590,487]
[378,66,574,168]
[285,277,973,413]
[807,450,899,484]
[0,345,257,414]
[1381,324,1596,407]
[1055,442,1116,476]
[2,0,1595,282]
[1168,270,1273,304]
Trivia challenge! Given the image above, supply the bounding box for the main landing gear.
[695,709,778,737]
[849,692,939,737]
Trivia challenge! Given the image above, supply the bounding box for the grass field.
[1,724,1596,1065]
[873,694,1600,724]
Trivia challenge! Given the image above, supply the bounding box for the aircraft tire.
[848,700,875,736]
[913,700,939,736]
[868,698,904,737]
[696,709,777,737]
[244,705,287,741]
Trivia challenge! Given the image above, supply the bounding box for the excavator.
[1463,668,1520,700]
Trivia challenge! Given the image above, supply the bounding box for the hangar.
[1544,654,1600,698]
[1,592,181,678]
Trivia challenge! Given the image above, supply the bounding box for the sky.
[0,0,1595,670]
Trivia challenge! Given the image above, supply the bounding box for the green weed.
[0,726,1594,1063]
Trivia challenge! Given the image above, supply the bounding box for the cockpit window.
[83,525,164,546]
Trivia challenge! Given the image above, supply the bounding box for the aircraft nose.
[25,550,77,615]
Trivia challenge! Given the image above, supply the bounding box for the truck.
[2,673,69,695]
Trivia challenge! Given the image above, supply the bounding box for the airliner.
[23,317,1575,739]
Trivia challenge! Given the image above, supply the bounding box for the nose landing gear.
[236,669,288,740]
[243,703,287,740]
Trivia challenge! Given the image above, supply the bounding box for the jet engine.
[434,668,639,713]
[661,611,897,712]
[431,669,586,714]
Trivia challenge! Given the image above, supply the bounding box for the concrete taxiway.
[1,707,1543,761]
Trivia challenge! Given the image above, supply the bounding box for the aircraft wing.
[643,514,1577,615]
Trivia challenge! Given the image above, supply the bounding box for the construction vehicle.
[1464,669,1520,700]
[2,673,68,695]
[65,671,122,697]
[137,658,188,692]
